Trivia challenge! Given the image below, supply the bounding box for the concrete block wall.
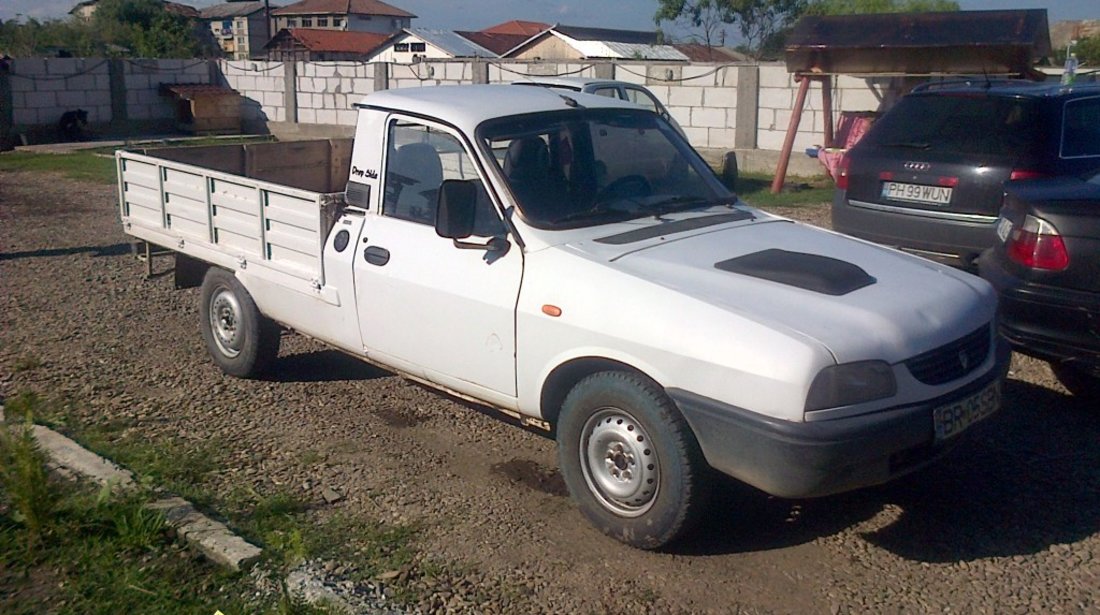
[5,57,891,160]
[220,60,287,123]
[297,62,376,126]
[123,59,208,120]
[8,58,112,126]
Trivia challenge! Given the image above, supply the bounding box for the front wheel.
[556,371,710,549]
[199,268,280,378]
[1050,361,1100,400]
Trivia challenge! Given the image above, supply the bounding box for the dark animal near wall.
[58,109,89,141]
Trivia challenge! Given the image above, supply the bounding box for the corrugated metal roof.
[272,0,414,18]
[554,25,659,45]
[407,28,495,58]
[569,38,688,61]
[455,31,530,56]
[199,1,270,19]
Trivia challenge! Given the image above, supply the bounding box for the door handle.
[363,245,390,266]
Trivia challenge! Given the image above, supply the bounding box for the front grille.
[905,325,990,385]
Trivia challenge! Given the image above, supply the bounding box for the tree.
[654,1,732,49]
[804,0,959,15]
[654,0,807,59]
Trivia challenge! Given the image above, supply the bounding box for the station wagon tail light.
[836,155,851,190]
[1009,169,1046,181]
[1006,214,1069,271]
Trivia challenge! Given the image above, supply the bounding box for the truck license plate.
[933,381,1000,442]
[882,181,953,205]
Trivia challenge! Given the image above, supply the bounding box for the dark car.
[833,80,1100,269]
[978,171,1100,398]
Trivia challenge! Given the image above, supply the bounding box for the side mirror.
[435,179,478,240]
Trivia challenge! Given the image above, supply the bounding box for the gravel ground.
[2,169,1098,614]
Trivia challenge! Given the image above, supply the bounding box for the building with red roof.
[264,27,390,60]
[271,0,414,36]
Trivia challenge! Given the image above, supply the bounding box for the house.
[671,43,747,62]
[367,28,495,63]
[270,0,413,35]
[69,0,199,19]
[199,2,276,60]
[479,20,550,37]
[263,28,389,61]
[454,20,550,58]
[506,25,688,61]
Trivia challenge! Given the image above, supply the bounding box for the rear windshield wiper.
[884,140,932,150]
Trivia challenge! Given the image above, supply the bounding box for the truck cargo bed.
[117,139,351,301]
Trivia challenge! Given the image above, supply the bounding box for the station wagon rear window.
[1062,97,1100,158]
[861,95,1041,157]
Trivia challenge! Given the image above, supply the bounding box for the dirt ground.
[2,169,1098,614]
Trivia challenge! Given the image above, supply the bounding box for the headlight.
[805,361,896,411]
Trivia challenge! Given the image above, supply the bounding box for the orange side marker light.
[542,304,562,317]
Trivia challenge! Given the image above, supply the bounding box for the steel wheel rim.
[579,407,660,517]
[209,287,243,358]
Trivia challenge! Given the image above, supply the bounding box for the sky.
[1,0,1096,35]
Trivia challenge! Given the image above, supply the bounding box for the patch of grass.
[0,151,117,184]
[49,411,223,507]
[0,393,342,614]
[731,171,836,208]
[226,488,417,578]
[12,356,42,373]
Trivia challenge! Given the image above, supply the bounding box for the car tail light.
[1009,169,1046,181]
[836,155,851,190]
[1006,214,1069,271]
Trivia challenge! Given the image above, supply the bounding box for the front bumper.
[978,251,1100,369]
[669,338,1010,499]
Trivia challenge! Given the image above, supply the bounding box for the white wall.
[6,57,891,156]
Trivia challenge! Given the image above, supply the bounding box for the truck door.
[353,116,522,399]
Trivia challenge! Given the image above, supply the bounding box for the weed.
[0,151,117,184]
[12,355,42,372]
[110,501,168,551]
[1,391,47,422]
[0,415,57,554]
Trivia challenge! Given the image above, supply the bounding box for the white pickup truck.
[117,85,1009,549]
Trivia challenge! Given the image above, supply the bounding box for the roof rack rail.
[911,78,1039,93]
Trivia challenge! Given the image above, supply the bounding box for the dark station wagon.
[833,80,1100,269]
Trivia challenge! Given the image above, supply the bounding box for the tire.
[199,268,280,378]
[556,371,711,549]
[1050,361,1100,399]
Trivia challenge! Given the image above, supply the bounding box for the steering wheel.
[595,174,652,203]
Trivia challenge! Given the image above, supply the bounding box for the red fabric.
[818,112,876,179]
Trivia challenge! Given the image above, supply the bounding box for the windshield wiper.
[643,196,741,217]
[885,140,932,150]
[553,206,633,225]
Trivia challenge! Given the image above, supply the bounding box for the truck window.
[383,122,505,237]
[624,87,660,113]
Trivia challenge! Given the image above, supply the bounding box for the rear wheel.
[556,371,710,549]
[1050,361,1100,400]
[199,268,280,378]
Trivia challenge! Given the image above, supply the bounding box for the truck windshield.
[478,109,729,229]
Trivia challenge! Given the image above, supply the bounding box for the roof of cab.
[511,76,619,91]
[354,84,637,131]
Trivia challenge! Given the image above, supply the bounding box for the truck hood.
[567,216,995,364]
